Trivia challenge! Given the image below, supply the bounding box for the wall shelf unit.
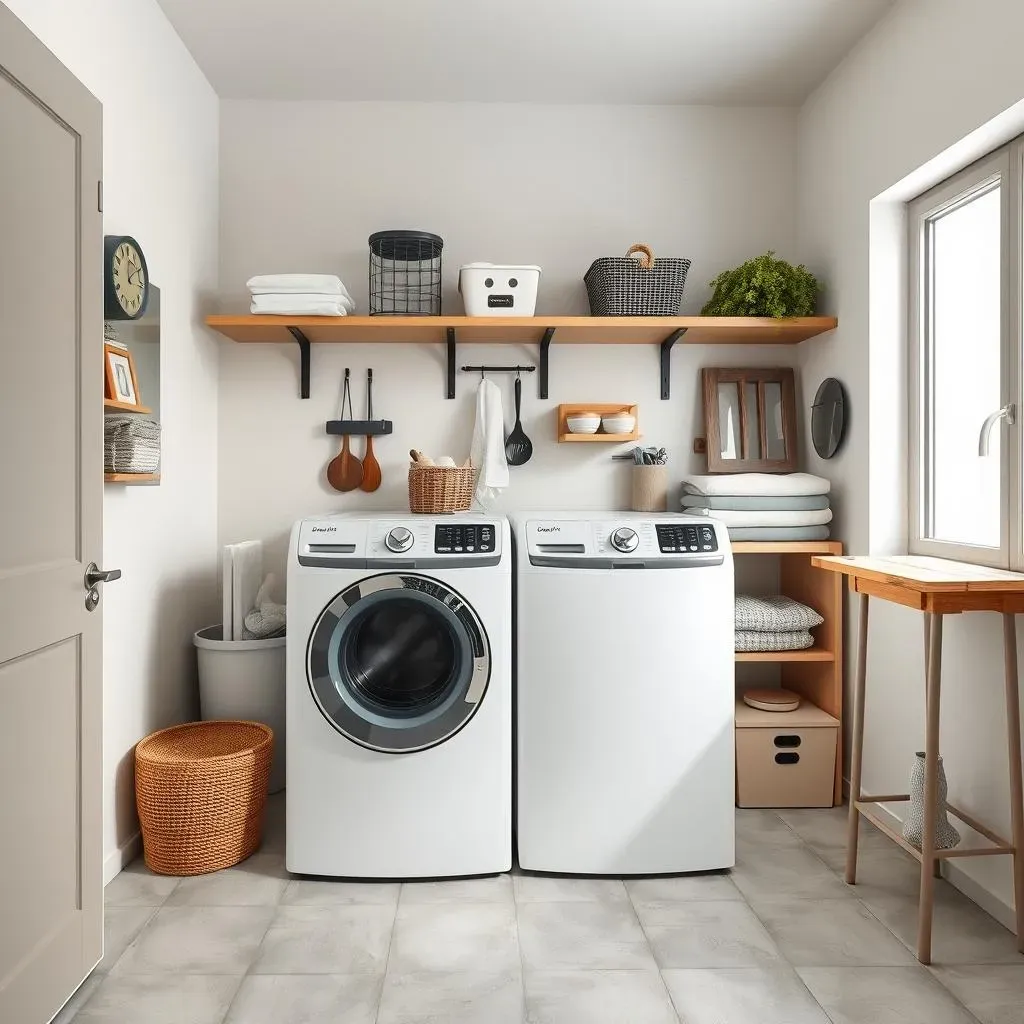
[205,314,838,400]
[736,648,835,663]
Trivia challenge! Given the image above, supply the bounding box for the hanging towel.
[681,507,833,528]
[681,472,831,498]
[247,274,353,300]
[470,379,509,507]
[250,294,353,316]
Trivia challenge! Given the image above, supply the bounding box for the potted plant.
[701,251,819,318]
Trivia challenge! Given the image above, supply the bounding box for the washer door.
[307,573,491,753]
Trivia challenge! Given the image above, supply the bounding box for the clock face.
[112,241,145,316]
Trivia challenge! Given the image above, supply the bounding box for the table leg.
[924,614,942,879]
[1002,613,1024,954]
[917,611,943,964]
[846,593,869,884]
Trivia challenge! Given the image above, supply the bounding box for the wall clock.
[103,234,149,320]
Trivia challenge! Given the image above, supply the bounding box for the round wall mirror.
[811,378,847,459]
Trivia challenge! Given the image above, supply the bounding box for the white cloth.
[470,379,509,507]
[681,507,833,528]
[250,293,352,316]
[247,274,352,301]
[681,472,831,497]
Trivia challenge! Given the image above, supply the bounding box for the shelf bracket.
[446,327,456,399]
[286,326,311,399]
[539,327,555,399]
[660,328,686,400]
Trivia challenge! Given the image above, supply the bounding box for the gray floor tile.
[51,973,103,1024]
[98,906,157,973]
[401,874,514,904]
[224,973,382,1024]
[931,964,1024,1024]
[662,967,830,1024]
[514,874,628,904]
[390,902,519,973]
[751,898,916,967]
[634,900,781,969]
[731,843,853,901]
[167,854,289,907]
[518,901,656,972]
[283,878,401,907]
[777,806,892,869]
[844,846,930,901]
[735,808,804,847]
[625,873,742,903]
[252,905,394,974]
[378,970,523,1024]
[524,969,677,1024]
[103,859,180,907]
[114,906,275,975]
[798,966,978,1024]
[73,974,241,1024]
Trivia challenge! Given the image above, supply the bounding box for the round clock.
[104,235,149,320]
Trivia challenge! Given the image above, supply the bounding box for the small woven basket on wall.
[135,720,273,876]
[408,464,474,513]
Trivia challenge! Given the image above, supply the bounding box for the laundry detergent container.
[459,263,541,316]
[194,626,286,793]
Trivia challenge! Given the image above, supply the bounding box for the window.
[909,142,1022,568]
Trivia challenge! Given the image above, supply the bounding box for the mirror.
[811,377,846,459]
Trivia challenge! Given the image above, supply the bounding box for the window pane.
[717,382,740,459]
[927,183,1002,547]
[742,382,761,459]
[764,382,787,460]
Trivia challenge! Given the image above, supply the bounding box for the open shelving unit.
[205,314,838,400]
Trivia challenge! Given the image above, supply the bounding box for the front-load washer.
[287,512,511,878]
[512,511,734,875]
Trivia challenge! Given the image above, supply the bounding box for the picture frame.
[104,343,142,407]
[701,366,798,473]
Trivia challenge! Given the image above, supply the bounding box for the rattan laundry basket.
[135,720,273,876]
[408,464,474,513]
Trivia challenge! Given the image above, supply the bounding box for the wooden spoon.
[327,368,363,491]
[360,368,382,492]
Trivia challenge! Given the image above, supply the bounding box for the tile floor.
[54,797,1024,1023]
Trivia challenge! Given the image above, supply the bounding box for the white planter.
[458,263,541,316]
[194,625,286,793]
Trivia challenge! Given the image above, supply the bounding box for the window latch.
[978,404,1016,456]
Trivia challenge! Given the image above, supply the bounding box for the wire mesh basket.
[369,230,443,315]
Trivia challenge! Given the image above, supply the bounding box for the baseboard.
[103,831,141,885]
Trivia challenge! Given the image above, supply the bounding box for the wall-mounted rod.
[461,365,537,374]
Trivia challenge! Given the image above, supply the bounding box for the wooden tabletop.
[812,555,1024,613]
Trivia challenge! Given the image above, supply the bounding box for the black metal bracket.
[539,327,555,399]
[446,327,456,399]
[286,326,311,399]
[326,420,393,436]
[660,328,687,400]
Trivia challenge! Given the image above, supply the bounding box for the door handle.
[978,404,1016,456]
[84,562,122,588]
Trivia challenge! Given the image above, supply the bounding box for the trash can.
[194,626,286,793]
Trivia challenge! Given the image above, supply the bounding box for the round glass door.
[307,573,491,753]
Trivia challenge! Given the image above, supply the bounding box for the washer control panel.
[435,523,496,554]
[656,523,718,553]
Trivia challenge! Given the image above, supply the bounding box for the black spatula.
[505,375,533,466]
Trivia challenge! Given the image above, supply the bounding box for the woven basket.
[584,242,692,316]
[135,720,273,876]
[409,464,474,513]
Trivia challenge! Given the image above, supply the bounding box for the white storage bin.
[194,625,286,794]
[458,262,541,316]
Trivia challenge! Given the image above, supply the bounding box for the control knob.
[610,527,639,553]
[385,526,414,553]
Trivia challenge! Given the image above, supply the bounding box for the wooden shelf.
[732,540,843,555]
[104,398,152,414]
[561,432,637,443]
[736,648,835,663]
[104,473,160,484]
[557,403,639,443]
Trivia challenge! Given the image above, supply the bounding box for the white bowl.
[566,414,601,434]
[602,414,636,434]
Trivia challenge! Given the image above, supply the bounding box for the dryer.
[287,513,511,878]
[512,512,734,875]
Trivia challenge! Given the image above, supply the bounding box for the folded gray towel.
[726,526,831,541]
[735,629,814,652]
[736,595,824,632]
[681,494,829,511]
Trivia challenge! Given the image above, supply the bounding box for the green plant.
[701,251,819,318]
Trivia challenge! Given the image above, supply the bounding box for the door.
[308,574,490,753]
[0,5,104,1022]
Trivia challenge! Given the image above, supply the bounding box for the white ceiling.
[157,0,895,104]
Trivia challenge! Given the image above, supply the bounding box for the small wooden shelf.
[561,432,637,443]
[104,473,160,484]
[731,540,843,555]
[104,398,152,415]
[557,404,639,443]
[736,648,835,663]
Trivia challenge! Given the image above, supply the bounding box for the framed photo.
[104,344,141,406]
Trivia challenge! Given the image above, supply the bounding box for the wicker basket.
[584,242,691,316]
[409,464,474,513]
[135,720,273,876]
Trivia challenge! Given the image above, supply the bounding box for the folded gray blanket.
[735,629,814,652]
[681,494,829,511]
[727,526,831,541]
[736,595,824,632]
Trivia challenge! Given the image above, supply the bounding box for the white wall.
[798,0,1024,922]
[6,0,220,880]
[218,101,799,566]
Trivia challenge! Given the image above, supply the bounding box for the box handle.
[774,735,802,748]
[775,752,800,765]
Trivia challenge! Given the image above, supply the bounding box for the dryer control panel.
[656,523,718,553]
[435,523,496,554]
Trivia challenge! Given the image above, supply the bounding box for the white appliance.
[512,512,735,875]
[287,513,512,878]
[458,262,541,316]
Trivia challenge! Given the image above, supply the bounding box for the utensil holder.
[631,465,668,512]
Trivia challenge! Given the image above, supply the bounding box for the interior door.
[0,5,104,1022]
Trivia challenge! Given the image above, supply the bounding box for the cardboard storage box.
[735,699,838,808]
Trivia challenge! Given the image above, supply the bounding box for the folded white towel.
[250,293,352,316]
[247,274,352,301]
[683,506,833,528]
[681,472,831,497]
[470,379,509,507]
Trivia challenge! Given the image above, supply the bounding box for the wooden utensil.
[327,368,363,491]
[504,374,533,466]
[360,368,382,492]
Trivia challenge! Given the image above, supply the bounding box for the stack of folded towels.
[735,594,824,653]
[248,273,355,316]
[680,472,832,541]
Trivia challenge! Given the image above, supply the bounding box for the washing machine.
[287,512,511,878]
[512,511,734,875]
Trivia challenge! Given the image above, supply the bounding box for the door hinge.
[97,180,103,213]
